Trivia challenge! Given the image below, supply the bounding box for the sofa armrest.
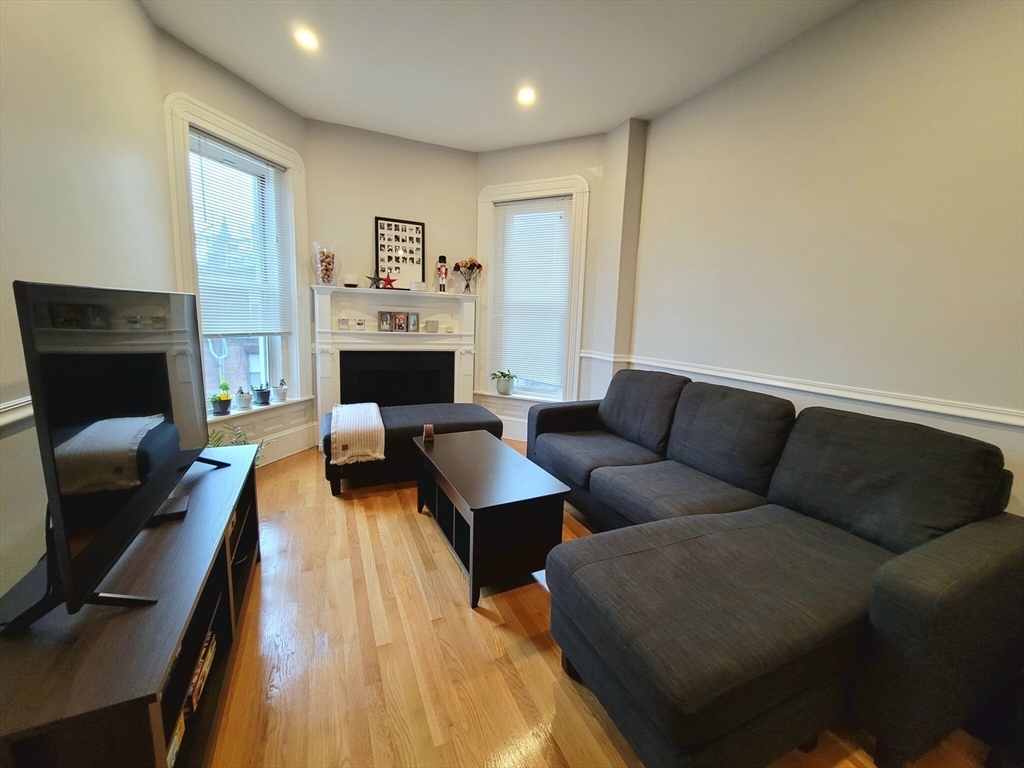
[856,513,1024,763]
[527,400,602,460]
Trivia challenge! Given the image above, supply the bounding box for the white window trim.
[164,93,310,399]
[476,176,589,401]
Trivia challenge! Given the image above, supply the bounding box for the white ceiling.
[142,0,854,153]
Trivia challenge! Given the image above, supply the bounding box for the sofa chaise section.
[547,404,1021,768]
[548,506,894,767]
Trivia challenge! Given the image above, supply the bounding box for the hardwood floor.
[209,445,989,768]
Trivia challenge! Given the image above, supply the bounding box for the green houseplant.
[490,370,516,396]
[210,380,232,415]
[252,382,271,406]
[272,378,288,403]
[235,386,253,411]
[208,422,275,466]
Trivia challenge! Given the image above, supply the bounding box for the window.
[188,129,293,406]
[487,195,574,400]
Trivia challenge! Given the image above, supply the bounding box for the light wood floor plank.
[209,445,988,768]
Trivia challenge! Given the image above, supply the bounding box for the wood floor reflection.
[208,446,987,768]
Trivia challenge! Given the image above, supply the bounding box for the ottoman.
[546,505,894,768]
[322,403,503,493]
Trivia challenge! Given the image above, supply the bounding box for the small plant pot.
[272,385,288,403]
[212,398,232,416]
[495,378,514,396]
[236,393,253,410]
[253,389,270,405]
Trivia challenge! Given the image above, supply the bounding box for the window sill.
[208,395,313,424]
[473,390,562,404]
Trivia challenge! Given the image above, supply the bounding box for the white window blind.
[488,195,573,399]
[189,129,292,336]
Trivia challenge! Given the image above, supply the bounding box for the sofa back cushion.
[768,407,1007,553]
[598,370,690,453]
[666,383,795,495]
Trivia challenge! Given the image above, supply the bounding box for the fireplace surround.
[312,285,477,422]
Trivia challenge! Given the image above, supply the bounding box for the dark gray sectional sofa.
[529,370,1023,768]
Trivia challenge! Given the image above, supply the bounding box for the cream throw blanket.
[330,403,385,466]
[54,415,165,495]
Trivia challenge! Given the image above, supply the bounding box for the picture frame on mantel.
[375,216,426,290]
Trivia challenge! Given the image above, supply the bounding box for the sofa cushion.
[598,369,690,453]
[533,430,662,489]
[768,407,1007,554]
[546,506,894,746]
[666,383,795,496]
[590,461,767,525]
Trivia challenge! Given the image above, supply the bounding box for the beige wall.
[588,119,648,396]
[477,135,610,397]
[305,121,477,282]
[0,0,175,592]
[155,30,305,156]
[633,0,1024,510]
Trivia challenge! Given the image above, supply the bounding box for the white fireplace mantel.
[311,285,477,419]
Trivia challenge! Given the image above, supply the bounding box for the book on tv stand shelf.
[0,444,260,768]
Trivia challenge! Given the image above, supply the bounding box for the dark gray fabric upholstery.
[995,468,1014,511]
[546,506,894,745]
[527,400,602,461]
[598,369,690,453]
[768,407,1007,554]
[552,604,847,768]
[856,513,1024,763]
[321,403,502,456]
[559,474,635,533]
[322,403,502,489]
[532,430,662,489]
[590,460,767,525]
[666,383,795,495]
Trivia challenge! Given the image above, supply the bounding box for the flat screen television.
[1,281,216,631]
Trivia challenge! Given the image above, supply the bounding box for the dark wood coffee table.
[413,430,570,607]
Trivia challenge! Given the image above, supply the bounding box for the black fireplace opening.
[339,351,455,407]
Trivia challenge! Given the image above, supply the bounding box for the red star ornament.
[381,272,397,289]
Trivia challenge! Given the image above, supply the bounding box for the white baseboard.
[259,421,318,464]
[499,416,528,443]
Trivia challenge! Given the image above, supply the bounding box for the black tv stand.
[84,592,157,608]
[195,456,230,469]
[148,494,190,525]
[1,445,261,767]
[0,561,157,636]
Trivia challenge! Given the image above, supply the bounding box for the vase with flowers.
[452,258,483,294]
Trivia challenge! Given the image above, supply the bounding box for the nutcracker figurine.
[436,255,449,293]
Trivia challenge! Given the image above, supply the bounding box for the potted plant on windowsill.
[236,386,253,411]
[210,380,232,415]
[252,382,271,406]
[491,370,516,396]
[272,378,288,403]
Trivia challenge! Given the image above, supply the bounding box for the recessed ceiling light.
[517,87,536,106]
[294,28,319,51]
